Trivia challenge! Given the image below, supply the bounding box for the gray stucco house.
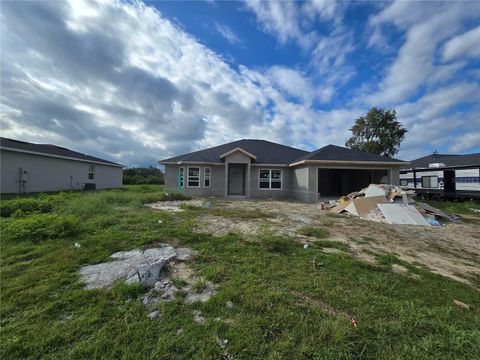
[1,137,123,193]
[160,139,405,203]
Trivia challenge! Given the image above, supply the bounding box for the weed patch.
[298,226,329,239]
[1,213,79,242]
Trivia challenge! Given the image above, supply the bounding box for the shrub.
[0,197,53,217]
[1,214,79,242]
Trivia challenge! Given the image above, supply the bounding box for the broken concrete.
[79,246,178,289]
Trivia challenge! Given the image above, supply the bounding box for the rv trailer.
[400,154,480,200]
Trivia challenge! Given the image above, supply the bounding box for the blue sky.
[1,0,479,166]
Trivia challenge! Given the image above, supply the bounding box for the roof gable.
[219,147,257,160]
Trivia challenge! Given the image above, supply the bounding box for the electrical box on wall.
[19,168,28,181]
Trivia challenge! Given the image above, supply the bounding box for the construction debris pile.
[324,184,452,226]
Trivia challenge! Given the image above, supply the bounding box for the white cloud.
[449,132,480,153]
[365,1,480,104]
[214,22,242,45]
[442,25,480,61]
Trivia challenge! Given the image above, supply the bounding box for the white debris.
[74,242,81,248]
[193,310,205,323]
[147,310,160,320]
[303,243,309,249]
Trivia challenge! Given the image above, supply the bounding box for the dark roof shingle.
[403,153,480,169]
[0,137,123,167]
[293,144,404,163]
[160,139,309,164]
[160,140,405,165]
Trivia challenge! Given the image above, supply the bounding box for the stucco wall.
[1,150,122,193]
[291,165,314,202]
[249,166,291,199]
[164,164,225,197]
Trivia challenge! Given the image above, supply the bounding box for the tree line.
[123,166,164,185]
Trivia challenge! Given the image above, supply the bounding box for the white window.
[187,167,200,187]
[259,169,282,190]
[88,165,95,180]
[421,176,438,188]
[179,167,184,187]
[400,179,408,186]
[204,167,211,188]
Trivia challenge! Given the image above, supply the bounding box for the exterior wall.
[163,161,402,203]
[249,166,291,199]
[1,150,122,193]
[291,165,317,203]
[164,164,225,197]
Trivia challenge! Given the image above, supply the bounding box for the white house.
[1,137,123,193]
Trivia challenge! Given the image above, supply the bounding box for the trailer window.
[400,179,408,186]
[421,176,438,188]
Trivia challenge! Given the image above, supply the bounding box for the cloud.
[0,0,355,166]
[214,22,242,45]
[442,25,480,61]
[365,1,480,104]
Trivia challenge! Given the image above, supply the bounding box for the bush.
[0,197,54,217]
[1,214,79,242]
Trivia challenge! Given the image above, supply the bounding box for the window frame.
[204,167,211,188]
[187,166,200,188]
[421,175,439,188]
[178,167,184,188]
[258,169,283,190]
[88,165,95,180]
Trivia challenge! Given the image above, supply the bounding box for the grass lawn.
[1,186,479,359]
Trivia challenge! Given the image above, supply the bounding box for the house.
[159,139,406,202]
[0,137,123,193]
[400,152,480,199]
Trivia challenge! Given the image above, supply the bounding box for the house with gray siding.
[1,137,123,193]
[160,139,406,203]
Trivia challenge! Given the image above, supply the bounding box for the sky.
[1,0,479,167]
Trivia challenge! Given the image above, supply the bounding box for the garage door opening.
[318,168,389,197]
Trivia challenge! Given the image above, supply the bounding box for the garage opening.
[318,168,389,197]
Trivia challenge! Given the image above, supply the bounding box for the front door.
[228,165,245,195]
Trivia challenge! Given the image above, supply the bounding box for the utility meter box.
[19,168,28,181]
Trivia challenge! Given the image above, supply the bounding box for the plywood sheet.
[351,196,387,217]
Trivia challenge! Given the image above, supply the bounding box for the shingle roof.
[160,140,405,165]
[160,139,309,164]
[292,144,404,163]
[0,137,123,167]
[403,153,480,169]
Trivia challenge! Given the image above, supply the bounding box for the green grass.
[1,186,480,359]
[298,226,329,239]
[419,199,480,215]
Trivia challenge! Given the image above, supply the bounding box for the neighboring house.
[160,139,405,203]
[400,152,480,197]
[1,137,123,193]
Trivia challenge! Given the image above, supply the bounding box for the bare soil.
[192,199,480,286]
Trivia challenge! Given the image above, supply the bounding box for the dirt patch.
[146,200,205,212]
[293,291,353,320]
[184,199,480,286]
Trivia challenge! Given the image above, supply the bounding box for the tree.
[123,166,164,185]
[345,107,407,157]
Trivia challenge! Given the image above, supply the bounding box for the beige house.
[1,137,123,193]
[160,139,405,203]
